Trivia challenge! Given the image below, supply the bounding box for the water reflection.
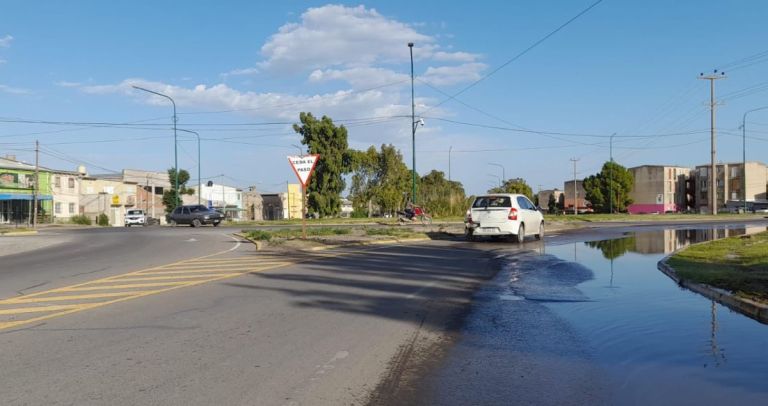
[583,226,768,259]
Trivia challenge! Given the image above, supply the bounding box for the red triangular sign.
[287,154,320,187]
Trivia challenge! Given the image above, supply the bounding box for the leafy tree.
[488,178,534,200]
[419,170,466,217]
[293,112,351,217]
[583,161,634,213]
[548,193,557,213]
[348,144,411,216]
[162,168,193,213]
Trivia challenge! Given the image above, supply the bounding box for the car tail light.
[508,208,518,220]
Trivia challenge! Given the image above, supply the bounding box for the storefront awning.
[0,193,53,201]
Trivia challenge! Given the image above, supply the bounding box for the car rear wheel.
[535,222,544,240]
[192,219,201,227]
[514,224,525,244]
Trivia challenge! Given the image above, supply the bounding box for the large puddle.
[539,224,768,403]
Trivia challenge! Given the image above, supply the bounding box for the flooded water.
[540,224,768,404]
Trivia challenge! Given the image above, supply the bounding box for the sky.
[1,0,768,196]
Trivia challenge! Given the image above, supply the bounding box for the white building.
[51,167,84,223]
[186,183,243,221]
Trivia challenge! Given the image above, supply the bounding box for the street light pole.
[408,42,417,204]
[488,163,505,187]
[132,85,179,208]
[741,106,768,213]
[178,129,201,205]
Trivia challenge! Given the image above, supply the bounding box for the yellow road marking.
[0,239,368,331]
[109,274,241,282]
[0,304,80,315]
[60,281,194,292]
[2,291,153,304]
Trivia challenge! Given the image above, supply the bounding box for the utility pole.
[570,158,580,215]
[408,42,417,204]
[699,70,726,215]
[33,140,39,227]
[609,133,615,214]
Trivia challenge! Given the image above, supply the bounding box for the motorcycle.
[397,206,433,225]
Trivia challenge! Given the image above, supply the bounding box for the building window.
[68,177,75,188]
[68,203,75,214]
[54,176,61,188]
[54,202,61,214]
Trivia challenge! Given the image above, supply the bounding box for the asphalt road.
[0,227,513,406]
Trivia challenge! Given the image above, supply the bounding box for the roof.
[629,165,692,170]
[0,157,79,175]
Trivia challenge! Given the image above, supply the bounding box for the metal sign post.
[287,154,320,239]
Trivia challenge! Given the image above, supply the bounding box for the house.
[187,183,244,221]
[537,189,563,213]
[242,186,264,221]
[0,155,53,224]
[563,180,590,213]
[694,162,768,213]
[79,176,138,226]
[50,166,85,223]
[628,165,692,214]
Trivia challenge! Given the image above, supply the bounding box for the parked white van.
[465,194,544,242]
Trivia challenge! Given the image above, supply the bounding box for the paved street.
[0,227,509,405]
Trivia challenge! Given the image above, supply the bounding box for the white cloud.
[432,51,479,63]
[260,5,432,72]
[55,81,82,88]
[0,35,12,48]
[222,67,260,77]
[0,84,31,94]
[421,63,487,86]
[308,67,409,88]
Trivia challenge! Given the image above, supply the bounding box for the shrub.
[97,213,110,226]
[70,214,92,225]
[244,230,272,241]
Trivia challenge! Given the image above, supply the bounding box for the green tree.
[548,193,557,213]
[293,112,350,217]
[162,168,193,213]
[419,170,466,217]
[348,144,411,216]
[583,161,634,213]
[488,178,534,200]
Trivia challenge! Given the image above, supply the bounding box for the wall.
[80,178,138,226]
[51,172,80,222]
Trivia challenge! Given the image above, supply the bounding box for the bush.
[244,230,272,241]
[97,213,110,226]
[70,214,92,225]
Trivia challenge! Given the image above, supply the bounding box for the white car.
[465,193,544,243]
[125,209,146,227]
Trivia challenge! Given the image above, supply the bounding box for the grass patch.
[364,227,425,239]
[668,231,768,302]
[243,227,352,241]
[0,227,33,234]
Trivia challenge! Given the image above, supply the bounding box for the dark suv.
[167,205,224,227]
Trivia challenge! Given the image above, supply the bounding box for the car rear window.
[472,196,511,208]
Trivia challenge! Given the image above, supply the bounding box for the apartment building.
[80,176,138,226]
[0,156,52,224]
[50,166,84,222]
[537,189,564,213]
[563,180,590,213]
[694,162,768,213]
[628,165,692,214]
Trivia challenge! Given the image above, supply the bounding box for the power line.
[420,0,604,115]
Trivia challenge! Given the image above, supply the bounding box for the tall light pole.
[178,129,201,205]
[698,70,726,215]
[570,158,580,215]
[408,42,417,203]
[488,163,505,187]
[741,106,768,213]
[488,174,502,188]
[609,132,615,214]
[132,85,179,207]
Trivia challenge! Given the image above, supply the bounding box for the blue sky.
[1,1,768,195]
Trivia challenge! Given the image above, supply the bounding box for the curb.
[657,256,768,325]
[0,230,39,237]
